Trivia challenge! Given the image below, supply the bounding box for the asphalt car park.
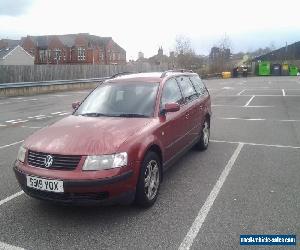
[0,76,299,249]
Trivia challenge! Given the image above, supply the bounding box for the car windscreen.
[74,82,159,117]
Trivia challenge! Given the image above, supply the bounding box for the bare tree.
[175,35,194,55]
[209,33,232,73]
[174,35,203,70]
[218,33,232,50]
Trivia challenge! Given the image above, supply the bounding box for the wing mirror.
[161,103,180,115]
[72,101,80,110]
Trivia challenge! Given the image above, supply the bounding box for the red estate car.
[14,70,211,207]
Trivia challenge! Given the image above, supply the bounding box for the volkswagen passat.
[13,70,211,207]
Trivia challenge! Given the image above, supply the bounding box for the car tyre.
[135,151,161,208]
[195,118,210,151]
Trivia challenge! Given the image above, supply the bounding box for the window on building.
[47,50,52,61]
[77,47,86,61]
[53,49,61,62]
[39,50,46,62]
[99,52,104,61]
[62,49,66,61]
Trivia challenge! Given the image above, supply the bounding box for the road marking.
[215,94,300,97]
[237,90,245,95]
[218,117,266,121]
[212,105,274,108]
[0,98,38,105]
[51,94,69,97]
[178,143,244,250]
[0,241,24,250]
[211,139,300,149]
[11,120,29,124]
[51,112,62,115]
[244,96,255,107]
[35,116,48,120]
[0,140,24,150]
[280,119,300,122]
[21,125,42,129]
[0,124,7,127]
[222,87,234,90]
[282,89,286,96]
[217,117,300,122]
[0,191,24,207]
[58,112,70,116]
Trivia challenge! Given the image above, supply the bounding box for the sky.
[1,0,300,60]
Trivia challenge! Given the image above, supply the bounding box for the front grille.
[24,187,109,202]
[27,150,81,170]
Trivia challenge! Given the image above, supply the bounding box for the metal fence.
[0,63,169,83]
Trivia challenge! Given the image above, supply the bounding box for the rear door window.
[189,76,207,96]
[176,76,197,102]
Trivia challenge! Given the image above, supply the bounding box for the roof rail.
[160,69,194,78]
[109,72,134,79]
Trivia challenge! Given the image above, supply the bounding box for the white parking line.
[211,139,300,149]
[0,99,38,105]
[0,241,24,250]
[216,94,292,97]
[10,120,29,124]
[244,96,255,107]
[178,143,244,250]
[217,117,300,122]
[212,105,274,108]
[237,90,245,95]
[21,125,42,129]
[0,140,24,150]
[58,112,70,116]
[0,191,24,207]
[282,89,286,96]
[218,117,266,121]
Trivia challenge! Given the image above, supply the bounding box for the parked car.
[13,70,211,207]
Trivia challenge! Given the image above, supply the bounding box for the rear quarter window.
[176,76,197,101]
[189,76,207,95]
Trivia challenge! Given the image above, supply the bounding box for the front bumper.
[14,165,135,205]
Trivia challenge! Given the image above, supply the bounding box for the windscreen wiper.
[117,113,148,118]
[79,113,111,117]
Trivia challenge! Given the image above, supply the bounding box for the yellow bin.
[222,71,231,78]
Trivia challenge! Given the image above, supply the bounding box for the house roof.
[0,39,20,48]
[0,46,16,59]
[0,45,34,60]
[23,33,116,49]
[253,41,300,61]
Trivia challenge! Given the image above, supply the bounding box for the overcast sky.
[1,0,300,59]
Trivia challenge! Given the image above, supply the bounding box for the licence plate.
[26,175,64,193]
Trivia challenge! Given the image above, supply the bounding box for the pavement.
[0,76,299,250]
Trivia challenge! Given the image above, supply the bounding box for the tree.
[175,35,194,55]
[174,35,203,70]
[209,34,232,73]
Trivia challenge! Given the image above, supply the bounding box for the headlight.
[83,152,128,171]
[17,146,26,163]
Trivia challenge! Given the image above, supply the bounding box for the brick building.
[20,33,126,65]
[0,39,20,49]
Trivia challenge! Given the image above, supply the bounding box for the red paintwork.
[15,72,211,203]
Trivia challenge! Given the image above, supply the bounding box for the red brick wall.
[27,34,126,65]
[21,37,36,57]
